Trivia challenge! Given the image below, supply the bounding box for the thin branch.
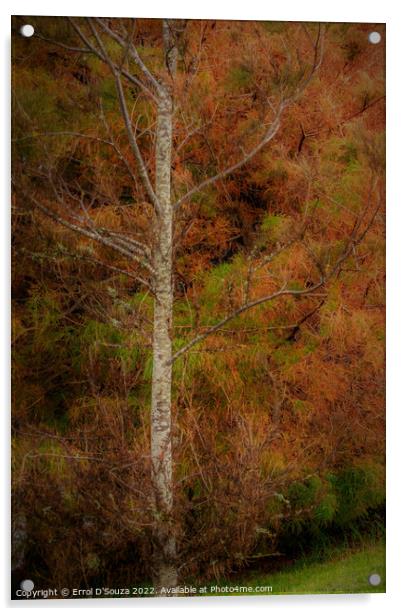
[170,195,381,364]
[12,130,116,145]
[44,167,153,260]
[34,32,95,54]
[93,17,165,98]
[173,26,325,211]
[106,230,151,259]
[174,103,285,209]
[98,99,141,192]
[12,128,144,196]
[113,71,161,216]
[244,236,301,303]
[170,282,316,364]
[283,299,325,342]
[290,24,325,102]
[20,246,153,291]
[65,18,157,102]
[22,191,156,275]
[341,95,385,125]
[255,236,303,274]
[118,19,137,70]
[294,95,386,147]
[85,18,161,216]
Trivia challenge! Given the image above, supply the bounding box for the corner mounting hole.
[20,579,34,592]
[20,24,35,38]
[368,573,381,586]
[368,31,381,44]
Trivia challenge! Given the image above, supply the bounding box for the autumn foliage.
[11,16,385,589]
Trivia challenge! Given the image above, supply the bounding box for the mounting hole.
[368,573,381,586]
[20,24,35,38]
[20,579,34,592]
[368,31,381,44]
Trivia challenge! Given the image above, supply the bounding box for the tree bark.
[150,88,177,592]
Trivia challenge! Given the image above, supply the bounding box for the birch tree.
[13,17,382,592]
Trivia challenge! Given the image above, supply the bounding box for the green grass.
[202,540,385,596]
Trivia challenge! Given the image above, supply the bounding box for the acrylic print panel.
[11,15,385,600]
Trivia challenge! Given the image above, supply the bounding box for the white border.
[2,1,401,614]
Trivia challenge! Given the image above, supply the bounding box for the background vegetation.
[11,16,385,592]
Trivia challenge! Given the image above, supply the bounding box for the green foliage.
[97,75,118,111]
[261,21,286,34]
[327,462,385,526]
[143,351,153,381]
[261,213,283,233]
[272,343,304,368]
[288,477,321,508]
[314,492,338,524]
[338,142,359,165]
[196,261,237,319]
[225,64,254,92]
[279,462,385,545]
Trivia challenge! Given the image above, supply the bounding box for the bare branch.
[12,127,143,202]
[174,103,285,209]
[98,100,142,192]
[43,166,153,261]
[118,19,137,70]
[67,17,157,102]
[173,27,325,211]
[170,282,318,364]
[19,246,153,292]
[106,230,151,259]
[289,24,325,102]
[21,191,156,275]
[12,130,116,146]
[244,236,302,303]
[113,71,161,216]
[34,32,95,54]
[93,17,165,98]
[170,195,381,364]
[84,18,161,216]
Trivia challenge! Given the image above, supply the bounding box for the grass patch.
[202,540,385,595]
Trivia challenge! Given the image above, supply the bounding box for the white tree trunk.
[150,88,177,592]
